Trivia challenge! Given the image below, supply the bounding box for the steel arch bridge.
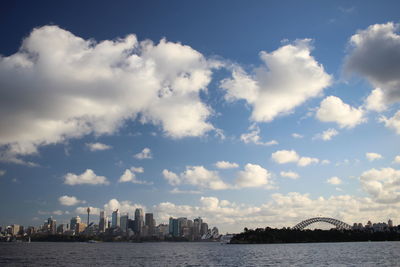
[292,217,352,230]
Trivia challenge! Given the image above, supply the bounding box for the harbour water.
[0,241,399,266]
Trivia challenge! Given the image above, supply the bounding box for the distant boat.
[87,240,98,243]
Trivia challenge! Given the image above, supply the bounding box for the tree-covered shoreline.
[230,227,400,244]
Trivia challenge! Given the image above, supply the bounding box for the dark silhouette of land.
[230,227,400,244]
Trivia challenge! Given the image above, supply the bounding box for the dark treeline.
[230,227,400,244]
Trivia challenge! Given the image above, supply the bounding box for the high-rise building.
[200,222,208,236]
[70,216,81,233]
[75,222,87,234]
[388,219,393,228]
[169,217,174,235]
[134,208,144,234]
[172,218,180,237]
[57,224,65,234]
[120,214,129,232]
[112,209,120,227]
[10,224,20,236]
[145,213,155,236]
[48,217,56,234]
[99,211,107,232]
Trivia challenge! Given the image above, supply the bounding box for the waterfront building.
[75,222,87,234]
[56,224,65,234]
[99,211,107,232]
[11,224,20,236]
[145,213,154,236]
[134,208,144,234]
[112,209,120,227]
[70,216,81,233]
[200,222,208,236]
[120,214,129,232]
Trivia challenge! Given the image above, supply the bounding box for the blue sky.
[1,0,400,232]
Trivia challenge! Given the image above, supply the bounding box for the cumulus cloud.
[64,169,109,185]
[103,198,145,215]
[360,167,400,203]
[365,88,387,112]
[280,171,299,179]
[0,25,216,162]
[345,22,400,107]
[240,124,278,146]
[292,133,303,139]
[235,163,272,188]
[118,168,152,184]
[214,161,239,169]
[313,128,338,141]
[58,195,85,206]
[271,150,319,167]
[162,166,229,190]
[327,176,342,185]
[169,188,202,194]
[316,96,365,128]
[220,39,332,122]
[366,152,383,161]
[134,148,152,159]
[394,155,400,164]
[380,111,400,134]
[86,142,112,151]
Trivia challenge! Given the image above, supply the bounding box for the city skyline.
[0,1,400,233]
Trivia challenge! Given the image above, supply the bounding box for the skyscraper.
[70,216,81,233]
[145,213,154,236]
[134,208,144,234]
[120,214,129,232]
[112,209,120,227]
[99,211,107,232]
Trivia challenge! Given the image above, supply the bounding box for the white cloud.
[316,96,365,128]
[360,167,400,203]
[280,171,299,179]
[215,161,239,169]
[85,142,112,151]
[130,166,144,173]
[321,159,331,165]
[0,170,5,176]
[0,25,216,162]
[394,156,400,164]
[134,148,152,159]
[271,150,299,164]
[58,195,85,206]
[271,150,319,167]
[162,169,181,186]
[103,198,145,215]
[292,133,303,139]
[235,163,272,188]
[345,22,400,107]
[327,176,342,185]
[313,128,338,141]
[169,188,202,194]
[163,166,229,190]
[240,124,278,146]
[220,39,332,122]
[366,152,383,161]
[64,169,109,185]
[118,169,152,184]
[365,88,387,112]
[380,110,400,134]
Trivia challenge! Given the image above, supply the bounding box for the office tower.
[134,208,144,234]
[128,219,135,231]
[193,217,202,240]
[57,224,65,234]
[99,211,107,232]
[172,218,180,237]
[388,219,393,228]
[11,224,20,236]
[169,217,174,235]
[70,216,81,233]
[87,207,91,225]
[112,209,120,227]
[75,222,87,234]
[145,213,154,236]
[200,222,208,236]
[120,214,129,232]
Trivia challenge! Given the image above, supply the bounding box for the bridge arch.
[292,217,351,230]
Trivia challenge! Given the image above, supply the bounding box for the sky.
[1,0,400,233]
